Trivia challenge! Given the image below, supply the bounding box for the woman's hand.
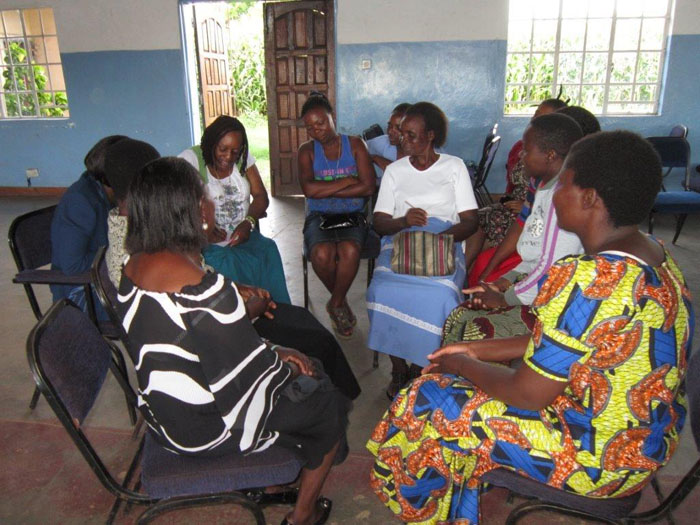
[503,199,524,214]
[229,221,252,246]
[275,346,317,377]
[238,284,276,319]
[208,225,227,244]
[462,282,508,310]
[423,343,479,375]
[405,207,428,227]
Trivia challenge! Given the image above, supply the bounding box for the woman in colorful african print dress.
[367,131,694,524]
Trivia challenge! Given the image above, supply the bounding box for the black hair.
[566,131,662,227]
[125,157,206,255]
[301,91,333,117]
[391,102,411,116]
[200,115,250,175]
[527,113,583,158]
[404,102,449,148]
[84,135,128,185]
[104,138,160,202]
[539,98,568,111]
[556,106,601,136]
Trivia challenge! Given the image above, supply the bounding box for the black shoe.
[245,486,298,506]
[386,372,408,400]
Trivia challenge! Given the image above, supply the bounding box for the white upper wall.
[336,0,508,43]
[337,0,699,43]
[0,0,181,52]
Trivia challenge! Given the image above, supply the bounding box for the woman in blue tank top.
[298,92,375,338]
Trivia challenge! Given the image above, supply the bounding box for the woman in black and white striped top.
[118,157,347,525]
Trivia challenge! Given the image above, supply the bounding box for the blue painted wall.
[336,34,700,192]
[0,49,192,187]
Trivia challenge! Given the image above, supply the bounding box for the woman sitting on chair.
[118,157,348,525]
[366,102,478,398]
[298,92,376,338]
[368,130,693,524]
[179,116,291,304]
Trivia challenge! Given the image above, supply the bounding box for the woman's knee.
[336,241,361,261]
[310,243,336,267]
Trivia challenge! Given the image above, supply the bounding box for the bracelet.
[270,344,279,352]
[245,215,256,228]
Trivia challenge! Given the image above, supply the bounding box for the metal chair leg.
[373,351,379,368]
[302,253,309,309]
[672,214,687,244]
[29,386,41,409]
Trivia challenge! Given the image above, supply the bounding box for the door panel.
[194,4,233,128]
[264,0,335,196]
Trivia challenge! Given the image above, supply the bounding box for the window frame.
[0,7,69,120]
[504,0,674,116]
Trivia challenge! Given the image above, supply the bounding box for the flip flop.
[342,298,357,327]
[244,486,298,506]
[326,301,353,339]
[280,497,332,525]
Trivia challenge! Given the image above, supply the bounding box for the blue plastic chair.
[646,136,699,244]
[27,299,303,524]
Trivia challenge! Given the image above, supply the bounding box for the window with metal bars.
[0,7,69,119]
[504,0,673,116]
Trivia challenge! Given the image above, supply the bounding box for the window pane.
[586,19,612,50]
[580,84,604,113]
[611,52,636,83]
[510,0,535,20]
[562,0,588,19]
[29,36,47,63]
[635,84,657,102]
[505,102,531,115]
[39,8,56,34]
[19,92,37,116]
[588,0,613,18]
[608,84,633,102]
[532,20,558,50]
[558,52,583,82]
[506,54,531,83]
[614,19,641,51]
[530,53,555,84]
[44,36,60,63]
[8,41,28,64]
[508,20,532,52]
[560,19,586,50]
[636,52,661,83]
[23,9,42,36]
[2,10,22,37]
[533,0,560,19]
[505,84,528,104]
[583,52,609,83]
[3,92,20,117]
[617,0,643,17]
[559,84,582,104]
[641,18,666,50]
[643,0,668,17]
[530,84,555,102]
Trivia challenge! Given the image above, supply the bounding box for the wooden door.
[264,0,335,196]
[194,4,233,128]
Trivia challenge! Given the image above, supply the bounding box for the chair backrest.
[26,299,148,503]
[362,123,384,141]
[91,246,131,344]
[473,134,502,190]
[646,136,691,188]
[687,348,700,452]
[669,125,688,138]
[8,205,56,272]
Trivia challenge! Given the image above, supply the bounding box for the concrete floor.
[1,194,699,524]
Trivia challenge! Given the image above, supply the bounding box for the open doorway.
[181,1,271,189]
[181,0,336,196]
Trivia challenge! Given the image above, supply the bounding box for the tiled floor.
[1,195,698,524]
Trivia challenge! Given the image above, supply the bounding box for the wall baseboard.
[0,187,67,197]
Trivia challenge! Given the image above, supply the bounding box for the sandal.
[342,298,357,327]
[326,301,353,339]
[280,497,332,525]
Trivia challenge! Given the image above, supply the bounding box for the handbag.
[319,213,364,230]
[391,231,455,276]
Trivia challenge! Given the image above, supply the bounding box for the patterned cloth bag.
[390,231,455,276]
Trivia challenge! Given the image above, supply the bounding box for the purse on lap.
[390,231,455,276]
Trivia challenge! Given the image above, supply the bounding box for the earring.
[202,220,209,231]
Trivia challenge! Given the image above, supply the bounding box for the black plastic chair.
[646,136,699,244]
[362,123,384,141]
[471,124,501,208]
[670,124,688,138]
[9,205,95,408]
[482,346,700,524]
[27,299,304,524]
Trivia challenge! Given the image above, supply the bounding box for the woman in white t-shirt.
[367,102,479,399]
[179,116,290,303]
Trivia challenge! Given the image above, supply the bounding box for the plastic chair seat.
[653,191,700,214]
[141,433,304,499]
